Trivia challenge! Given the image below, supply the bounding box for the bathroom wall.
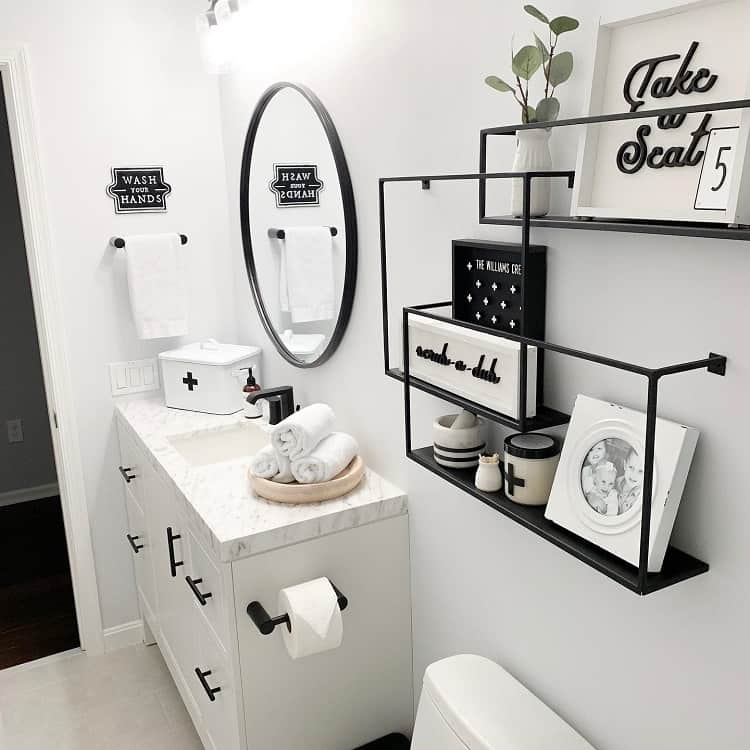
[220,1,750,748]
[0,85,57,497]
[2,0,236,629]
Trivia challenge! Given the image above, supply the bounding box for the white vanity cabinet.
[116,402,412,750]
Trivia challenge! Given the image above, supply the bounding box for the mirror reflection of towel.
[279,226,334,323]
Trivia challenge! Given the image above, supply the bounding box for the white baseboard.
[0,482,59,508]
[103,620,144,652]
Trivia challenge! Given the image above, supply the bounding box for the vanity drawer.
[188,608,237,750]
[187,530,228,650]
[124,486,158,623]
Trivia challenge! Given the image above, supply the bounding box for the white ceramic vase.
[510,128,552,218]
[474,454,503,493]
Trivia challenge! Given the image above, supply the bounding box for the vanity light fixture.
[196,0,243,73]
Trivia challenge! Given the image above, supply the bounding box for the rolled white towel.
[291,432,359,484]
[250,445,295,484]
[271,403,335,461]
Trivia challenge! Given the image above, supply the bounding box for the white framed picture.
[544,395,699,573]
[571,0,750,224]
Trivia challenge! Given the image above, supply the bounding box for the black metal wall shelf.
[479,98,750,240]
[410,447,709,595]
[379,160,728,595]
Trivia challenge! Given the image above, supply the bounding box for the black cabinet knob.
[126,534,144,553]
[166,527,183,577]
[118,465,136,483]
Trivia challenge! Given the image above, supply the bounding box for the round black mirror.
[240,82,357,367]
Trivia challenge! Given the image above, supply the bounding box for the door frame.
[0,45,104,655]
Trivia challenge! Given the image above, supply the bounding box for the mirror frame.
[240,82,358,368]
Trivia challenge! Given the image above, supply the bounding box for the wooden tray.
[249,456,365,504]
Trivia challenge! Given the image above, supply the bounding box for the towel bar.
[268,226,338,240]
[110,234,188,249]
[246,579,348,635]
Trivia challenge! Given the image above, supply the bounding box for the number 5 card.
[695,127,740,211]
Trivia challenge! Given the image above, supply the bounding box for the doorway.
[0,75,79,668]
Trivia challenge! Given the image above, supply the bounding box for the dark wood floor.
[0,497,79,669]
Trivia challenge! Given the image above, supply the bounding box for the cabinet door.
[146,467,196,682]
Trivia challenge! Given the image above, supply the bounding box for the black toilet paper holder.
[246,579,348,635]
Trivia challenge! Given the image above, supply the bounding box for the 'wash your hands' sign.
[572,1,750,224]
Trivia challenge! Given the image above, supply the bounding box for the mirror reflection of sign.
[107,167,172,213]
[270,164,324,207]
[617,41,717,175]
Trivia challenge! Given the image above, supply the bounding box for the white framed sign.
[571,0,750,224]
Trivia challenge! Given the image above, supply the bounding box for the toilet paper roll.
[278,577,344,660]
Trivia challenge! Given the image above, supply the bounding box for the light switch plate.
[109,359,160,396]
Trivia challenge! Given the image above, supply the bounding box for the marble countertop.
[115,397,407,563]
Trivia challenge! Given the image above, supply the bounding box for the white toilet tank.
[411,655,596,750]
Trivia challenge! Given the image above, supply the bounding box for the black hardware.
[118,465,136,483]
[421,179,430,190]
[194,668,221,702]
[126,534,144,553]
[268,226,338,240]
[241,82,357,369]
[246,385,295,425]
[110,234,187,249]
[166,527,183,578]
[354,734,410,750]
[380,165,727,595]
[247,580,348,635]
[186,576,212,606]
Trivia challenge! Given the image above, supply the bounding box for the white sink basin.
[168,422,269,467]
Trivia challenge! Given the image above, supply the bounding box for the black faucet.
[246,386,295,425]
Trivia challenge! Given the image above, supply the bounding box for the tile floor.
[0,644,203,749]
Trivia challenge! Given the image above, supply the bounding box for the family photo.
[580,438,644,516]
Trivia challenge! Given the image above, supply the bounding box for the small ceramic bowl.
[432,413,486,469]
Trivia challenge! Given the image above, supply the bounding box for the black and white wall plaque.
[107,167,172,214]
[571,1,750,224]
[269,164,324,208]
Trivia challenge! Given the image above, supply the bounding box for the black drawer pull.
[186,576,213,606]
[247,579,348,635]
[126,534,144,553]
[118,465,136,483]
[194,668,221,702]
[167,527,183,578]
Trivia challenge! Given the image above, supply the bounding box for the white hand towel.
[291,432,358,484]
[125,233,188,339]
[271,403,335,461]
[249,445,294,484]
[279,226,335,323]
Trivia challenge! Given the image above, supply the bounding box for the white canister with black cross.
[503,433,561,506]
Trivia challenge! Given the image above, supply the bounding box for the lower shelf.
[409,446,709,595]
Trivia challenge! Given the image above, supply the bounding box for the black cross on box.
[183,371,199,391]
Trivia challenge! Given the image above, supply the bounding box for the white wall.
[219,1,750,748]
[2,0,236,628]
[0,85,56,495]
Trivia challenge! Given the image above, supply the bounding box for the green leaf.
[512,45,543,80]
[549,15,579,35]
[548,51,574,86]
[523,105,537,123]
[535,96,560,121]
[524,4,549,24]
[485,75,514,93]
[534,32,550,63]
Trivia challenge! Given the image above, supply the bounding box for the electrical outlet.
[7,419,23,444]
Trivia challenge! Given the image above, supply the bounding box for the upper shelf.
[479,214,750,242]
[481,97,750,136]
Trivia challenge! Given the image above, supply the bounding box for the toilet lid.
[422,655,595,750]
